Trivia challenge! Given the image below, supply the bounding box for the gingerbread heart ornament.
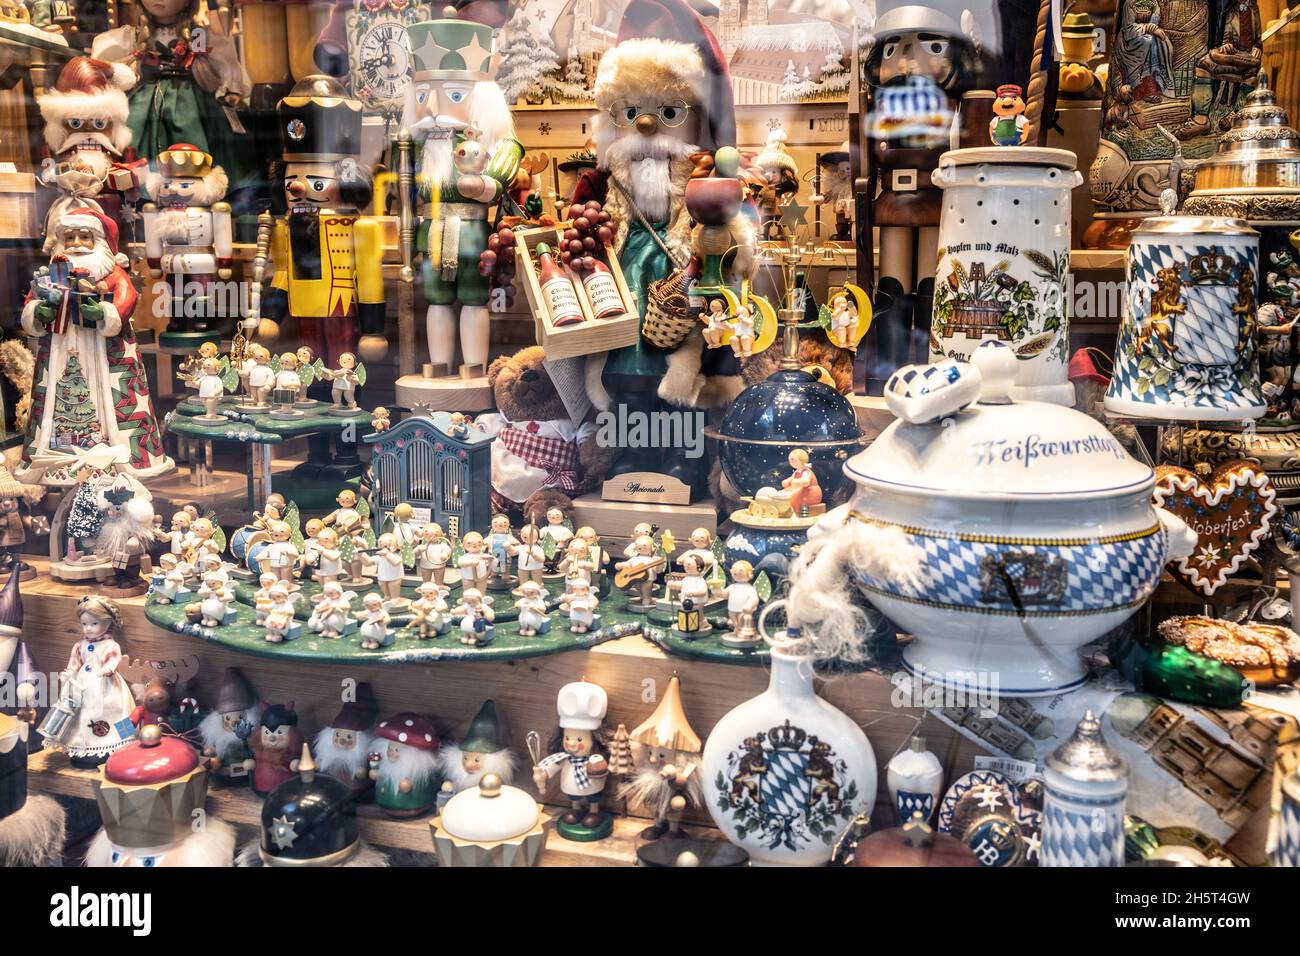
[1152,461,1278,597]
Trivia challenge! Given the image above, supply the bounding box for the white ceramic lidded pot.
[841,340,1196,696]
[931,147,1082,406]
[701,603,877,866]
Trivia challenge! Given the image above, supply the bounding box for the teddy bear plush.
[475,347,622,522]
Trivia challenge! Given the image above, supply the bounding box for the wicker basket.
[643,268,699,349]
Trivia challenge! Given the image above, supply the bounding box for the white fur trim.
[100,299,122,336]
[595,39,707,111]
[20,298,38,336]
[110,62,138,92]
[0,794,65,867]
[37,88,131,154]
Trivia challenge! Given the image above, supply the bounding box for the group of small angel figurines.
[151,505,238,628]
[700,299,756,358]
[177,341,366,422]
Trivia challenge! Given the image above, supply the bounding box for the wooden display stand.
[17,557,987,864]
[394,372,494,413]
[515,224,639,360]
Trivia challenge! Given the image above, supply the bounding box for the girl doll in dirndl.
[53,596,135,767]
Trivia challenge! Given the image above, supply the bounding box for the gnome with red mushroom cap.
[245,702,303,796]
[571,0,754,494]
[369,712,441,818]
[34,56,141,249]
[18,205,173,486]
[312,682,378,800]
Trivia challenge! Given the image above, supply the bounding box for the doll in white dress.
[43,596,135,767]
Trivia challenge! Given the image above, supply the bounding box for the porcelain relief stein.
[701,605,877,866]
[930,147,1082,405]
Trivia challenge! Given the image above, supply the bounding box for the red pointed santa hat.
[595,0,737,152]
[37,56,136,156]
[60,206,130,269]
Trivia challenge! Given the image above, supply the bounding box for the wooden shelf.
[25,748,690,866]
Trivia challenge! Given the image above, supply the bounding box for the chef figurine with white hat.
[531,680,612,841]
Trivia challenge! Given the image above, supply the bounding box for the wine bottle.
[582,256,624,319]
[534,242,584,327]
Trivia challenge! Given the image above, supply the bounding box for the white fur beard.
[0,795,65,867]
[61,244,117,282]
[421,136,452,186]
[159,208,191,243]
[619,766,673,815]
[376,744,440,788]
[823,172,851,202]
[85,818,236,867]
[93,510,152,561]
[235,837,389,867]
[199,710,242,752]
[439,744,517,791]
[313,727,372,777]
[601,132,696,222]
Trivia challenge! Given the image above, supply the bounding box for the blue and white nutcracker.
[886,734,943,824]
[1040,711,1128,868]
[1104,190,1267,421]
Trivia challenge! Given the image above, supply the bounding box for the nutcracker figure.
[18,207,174,485]
[856,2,978,394]
[35,56,142,250]
[142,143,234,347]
[402,9,523,376]
[257,74,386,367]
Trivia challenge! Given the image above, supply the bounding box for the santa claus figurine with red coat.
[572,0,755,494]
[18,207,173,486]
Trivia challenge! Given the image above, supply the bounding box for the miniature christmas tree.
[65,481,103,546]
[817,49,848,95]
[495,6,560,102]
[778,59,801,102]
[608,723,635,777]
[52,353,99,449]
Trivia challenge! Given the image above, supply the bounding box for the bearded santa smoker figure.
[35,56,142,251]
[18,207,173,486]
[402,7,522,377]
[573,0,749,492]
[142,143,233,348]
[257,75,386,367]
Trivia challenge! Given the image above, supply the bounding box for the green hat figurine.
[462,699,503,754]
[408,6,495,82]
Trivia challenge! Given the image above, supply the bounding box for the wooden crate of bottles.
[515,223,639,360]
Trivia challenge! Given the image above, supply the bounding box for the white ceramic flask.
[930,147,1082,405]
[701,602,877,866]
[1040,711,1128,867]
[887,734,943,824]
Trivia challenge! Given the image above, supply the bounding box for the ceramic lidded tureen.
[835,341,1196,696]
[429,773,550,867]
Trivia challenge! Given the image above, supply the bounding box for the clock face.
[354,16,412,109]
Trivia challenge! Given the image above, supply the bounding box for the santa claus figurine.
[18,206,173,486]
[142,143,233,348]
[573,0,752,493]
[34,56,142,249]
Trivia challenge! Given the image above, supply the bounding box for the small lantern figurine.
[674,553,710,637]
[620,675,703,841]
[886,735,944,824]
[988,84,1027,146]
[1040,711,1128,867]
[531,680,612,842]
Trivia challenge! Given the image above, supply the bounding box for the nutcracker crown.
[157,143,214,179]
[278,75,363,163]
[407,10,495,82]
[94,733,207,849]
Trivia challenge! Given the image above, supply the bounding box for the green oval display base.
[556,813,615,842]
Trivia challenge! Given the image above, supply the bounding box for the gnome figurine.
[438,699,516,807]
[198,667,262,786]
[246,702,303,796]
[0,572,40,728]
[619,674,703,841]
[369,712,441,818]
[312,683,378,801]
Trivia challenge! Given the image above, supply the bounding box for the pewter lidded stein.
[1040,711,1128,867]
[1104,189,1266,421]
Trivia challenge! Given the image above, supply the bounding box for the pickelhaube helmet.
[408,6,495,82]
[277,74,363,163]
[94,725,207,849]
[259,744,360,866]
